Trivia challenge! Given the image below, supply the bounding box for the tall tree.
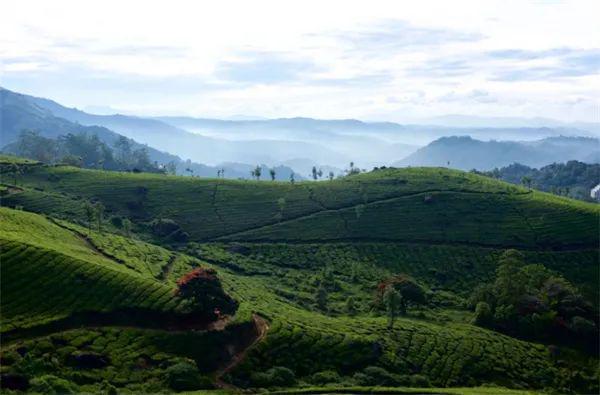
[94,202,105,233]
[84,202,95,235]
[316,284,328,311]
[269,168,276,181]
[254,165,262,180]
[384,286,402,329]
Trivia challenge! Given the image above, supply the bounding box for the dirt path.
[215,314,270,390]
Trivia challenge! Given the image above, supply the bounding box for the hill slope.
[4,165,597,249]
[1,207,594,393]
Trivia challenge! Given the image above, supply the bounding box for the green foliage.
[469,250,598,346]
[384,287,402,328]
[481,161,600,201]
[30,374,78,394]
[166,360,203,391]
[251,366,296,387]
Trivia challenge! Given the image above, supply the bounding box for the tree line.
[5,130,163,173]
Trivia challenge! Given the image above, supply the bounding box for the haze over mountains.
[1,87,598,177]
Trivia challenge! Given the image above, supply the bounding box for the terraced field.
[5,165,597,249]
[1,161,598,393]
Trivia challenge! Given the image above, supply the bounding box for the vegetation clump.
[470,250,598,347]
[175,268,237,318]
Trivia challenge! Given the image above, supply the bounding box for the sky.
[1,0,599,122]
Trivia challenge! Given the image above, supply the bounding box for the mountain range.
[1,87,599,175]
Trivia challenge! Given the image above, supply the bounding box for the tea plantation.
[0,161,598,394]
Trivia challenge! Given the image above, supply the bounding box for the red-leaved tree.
[175,268,237,318]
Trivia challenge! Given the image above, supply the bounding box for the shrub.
[473,302,493,327]
[30,374,77,394]
[251,366,296,387]
[165,360,201,391]
[311,370,341,385]
[150,218,180,236]
[362,366,397,386]
[110,216,123,228]
[410,374,431,387]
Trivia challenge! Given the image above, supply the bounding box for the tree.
[345,296,357,315]
[290,172,295,184]
[472,302,493,327]
[328,171,335,181]
[94,202,105,233]
[316,284,328,311]
[175,268,236,316]
[252,165,262,180]
[317,168,323,179]
[277,197,286,221]
[14,130,59,163]
[383,286,402,329]
[269,168,276,181]
[376,274,426,316]
[84,202,95,235]
[521,176,532,190]
[9,163,21,185]
[312,166,318,180]
[113,136,132,164]
[122,218,132,237]
[165,161,177,175]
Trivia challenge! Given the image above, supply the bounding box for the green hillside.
[3,165,598,247]
[1,161,598,393]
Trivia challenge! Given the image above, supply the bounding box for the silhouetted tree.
[252,165,262,180]
[316,284,328,311]
[345,296,357,315]
[521,176,532,190]
[94,202,105,233]
[84,202,95,235]
[384,286,402,329]
[270,168,276,181]
[290,172,295,184]
[312,166,318,180]
[328,171,335,181]
[122,218,132,237]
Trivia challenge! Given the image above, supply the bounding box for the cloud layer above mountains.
[1,0,598,122]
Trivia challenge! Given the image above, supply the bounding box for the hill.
[1,206,596,393]
[0,88,299,181]
[1,159,598,393]
[394,136,600,170]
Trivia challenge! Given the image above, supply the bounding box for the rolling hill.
[1,158,598,393]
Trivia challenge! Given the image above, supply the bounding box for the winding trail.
[215,314,270,390]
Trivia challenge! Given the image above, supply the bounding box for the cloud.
[492,48,600,81]
[407,59,473,78]
[310,73,393,87]
[438,90,498,104]
[216,52,317,84]
[335,19,483,53]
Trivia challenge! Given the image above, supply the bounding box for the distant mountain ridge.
[0,88,298,180]
[395,135,600,170]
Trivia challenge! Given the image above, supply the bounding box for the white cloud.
[1,0,599,122]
